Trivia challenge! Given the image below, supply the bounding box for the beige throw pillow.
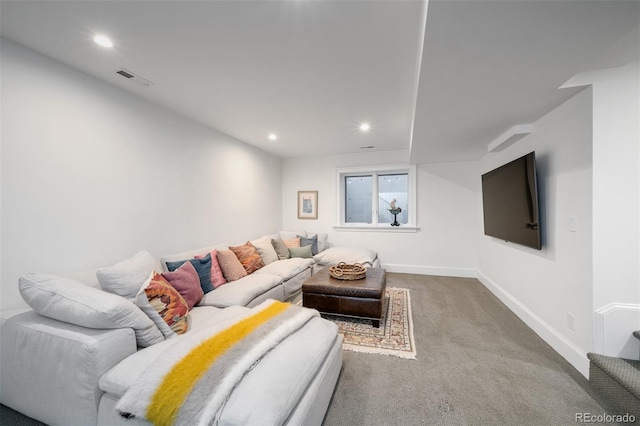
[250,235,279,265]
[216,249,248,282]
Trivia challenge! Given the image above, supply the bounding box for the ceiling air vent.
[115,68,154,87]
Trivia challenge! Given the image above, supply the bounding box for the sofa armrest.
[0,311,137,425]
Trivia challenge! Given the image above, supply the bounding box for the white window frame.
[335,164,419,233]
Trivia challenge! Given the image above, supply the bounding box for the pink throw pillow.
[195,250,227,288]
[161,261,203,310]
[216,249,248,282]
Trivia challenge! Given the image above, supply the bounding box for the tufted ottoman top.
[302,267,386,299]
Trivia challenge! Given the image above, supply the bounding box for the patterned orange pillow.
[144,272,189,335]
[229,242,265,274]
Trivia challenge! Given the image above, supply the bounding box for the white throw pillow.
[97,251,160,300]
[250,235,279,265]
[19,273,164,347]
[313,246,377,267]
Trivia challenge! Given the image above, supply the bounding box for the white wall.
[477,88,594,377]
[282,150,481,276]
[0,39,282,311]
[573,61,640,360]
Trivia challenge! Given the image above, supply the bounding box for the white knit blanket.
[116,299,318,426]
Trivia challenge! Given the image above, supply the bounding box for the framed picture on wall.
[297,191,318,219]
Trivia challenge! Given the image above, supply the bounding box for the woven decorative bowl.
[329,262,367,280]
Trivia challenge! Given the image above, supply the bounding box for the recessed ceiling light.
[359,123,371,132]
[93,35,114,48]
[268,133,278,141]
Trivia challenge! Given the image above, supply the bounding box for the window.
[378,173,408,225]
[345,175,372,223]
[337,164,417,231]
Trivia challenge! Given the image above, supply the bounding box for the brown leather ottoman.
[302,267,386,327]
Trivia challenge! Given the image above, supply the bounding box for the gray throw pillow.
[271,238,291,260]
[298,235,318,255]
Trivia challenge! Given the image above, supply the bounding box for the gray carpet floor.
[322,273,614,426]
[1,273,614,426]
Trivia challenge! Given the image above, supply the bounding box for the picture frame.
[297,190,318,220]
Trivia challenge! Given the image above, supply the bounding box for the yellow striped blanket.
[116,299,319,426]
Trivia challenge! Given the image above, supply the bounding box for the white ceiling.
[412,0,640,163]
[1,1,638,163]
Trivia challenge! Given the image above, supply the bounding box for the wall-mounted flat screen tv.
[481,152,541,250]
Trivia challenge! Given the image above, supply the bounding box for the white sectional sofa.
[0,231,379,425]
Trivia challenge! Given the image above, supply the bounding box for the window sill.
[333,225,420,233]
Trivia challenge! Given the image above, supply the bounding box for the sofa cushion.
[298,234,318,255]
[19,273,163,347]
[98,305,251,400]
[271,238,291,260]
[161,262,203,310]
[198,273,282,308]
[229,242,265,274]
[313,246,378,267]
[220,317,339,426]
[165,254,214,294]
[196,249,227,288]
[217,249,248,282]
[137,272,189,337]
[188,305,230,332]
[100,314,338,426]
[250,236,279,265]
[97,251,160,300]
[254,258,313,281]
[289,245,313,259]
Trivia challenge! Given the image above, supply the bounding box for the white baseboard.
[477,271,590,378]
[380,263,477,278]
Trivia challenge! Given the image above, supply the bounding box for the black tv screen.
[481,152,541,250]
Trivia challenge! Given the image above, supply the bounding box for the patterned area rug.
[321,287,416,359]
